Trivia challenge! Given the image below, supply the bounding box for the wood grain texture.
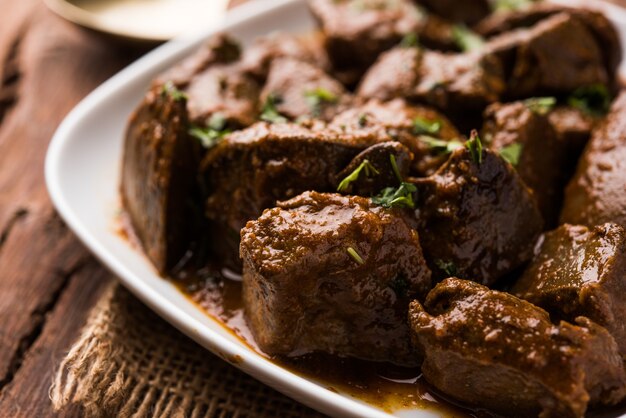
[0,0,150,415]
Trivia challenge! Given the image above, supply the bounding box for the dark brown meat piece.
[412,140,543,284]
[241,191,431,365]
[121,87,201,274]
[409,278,626,418]
[154,34,241,88]
[513,223,626,358]
[201,122,382,235]
[260,58,350,122]
[333,142,412,196]
[482,101,573,226]
[239,32,329,82]
[561,92,626,229]
[307,0,424,72]
[548,105,596,160]
[329,98,462,176]
[475,4,622,87]
[358,46,505,117]
[415,0,490,25]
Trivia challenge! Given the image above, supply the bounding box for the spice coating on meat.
[409,278,626,418]
[412,144,543,285]
[241,192,431,365]
[561,92,626,229]
[513,223,626,358]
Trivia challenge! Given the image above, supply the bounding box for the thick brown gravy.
[174,267,475,417]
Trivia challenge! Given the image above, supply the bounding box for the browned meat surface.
[241,191,431,365]
[548,105,597,160]
[513,223,626,358]
[475,4,622,86]
[333,142,413,197]
[416,0,489,25]
[308,0,423,73]
[412,137,543,284]
[561,92,626,229]
[154,34,241,88]
[409,278,626,418]
[121,87,201,274]
[260,58,350,122]
[482,101,573,226]
[358,46,504,129]
[201,122,382,236]
[329,98,462,176]
[240,33,329,82]
[486,12,609,100]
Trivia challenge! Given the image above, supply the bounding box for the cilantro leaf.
[400,32,419,48]
[413,117,441,135]
[161,81,188,101]
[452,25,485,52]
[419,135,464,155]
[499,143,523,166]
[347,247,365,265]
[435,259,458,277]
[372,182,417,209]
[568,84,611,117]
[492,0,533,12]
[304,87,338,117]
[260,94,288,123]
[188,114,231,149]
[523,97,556,115]
[465,130,483,165]
[337,159,380,192]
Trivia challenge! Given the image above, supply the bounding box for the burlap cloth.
[50,282,326,417]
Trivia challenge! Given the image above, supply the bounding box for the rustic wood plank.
[0,259,112,417]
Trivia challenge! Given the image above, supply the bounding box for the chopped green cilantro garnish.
[389,275,409,298]
[347,247,365,265]
[499,143,523,166]
[337,159,380,192]
[304,87,338,117]
[260,94,287,123]
[372,182,417,209]
[452,25,485,52]
[161,81,188,101]
[189,114,231,149]
[413,117,441,135]
[400,33,419,48]
[465,130,483,165]
[435,259,458,277]
[357,113,368,127]
[524,97,556,115]
[419,136,464,155]
[492,0,533,12]
[389,154,403,183]
[568,84,611,117]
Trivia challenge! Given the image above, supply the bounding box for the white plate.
[45,1,626,417]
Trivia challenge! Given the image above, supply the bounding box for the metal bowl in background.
[44,0,231,43]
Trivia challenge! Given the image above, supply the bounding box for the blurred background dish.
[44,0,231,43]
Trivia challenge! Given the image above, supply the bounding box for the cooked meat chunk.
[329,98,462,176]
[121,87,201,274]
[201,122,382,235]
[475,4,621,86]
[561,92,626,229]
[183,65,261,128]
[241,192,431,365]
[333,142,413,196]
[513,223,626,358]
[412,136,543,284]
[155,34,241,88]
[409,278,626,418]
[548,105,596,160]
[482,101,572,226]
[415,0,490,25]
[307,0,424,72]
[260,58,350,122]
[358,46,505,127]
[240,33,329,82]
[485,13,609,100]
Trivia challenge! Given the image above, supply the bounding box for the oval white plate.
[45,1,626,417]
